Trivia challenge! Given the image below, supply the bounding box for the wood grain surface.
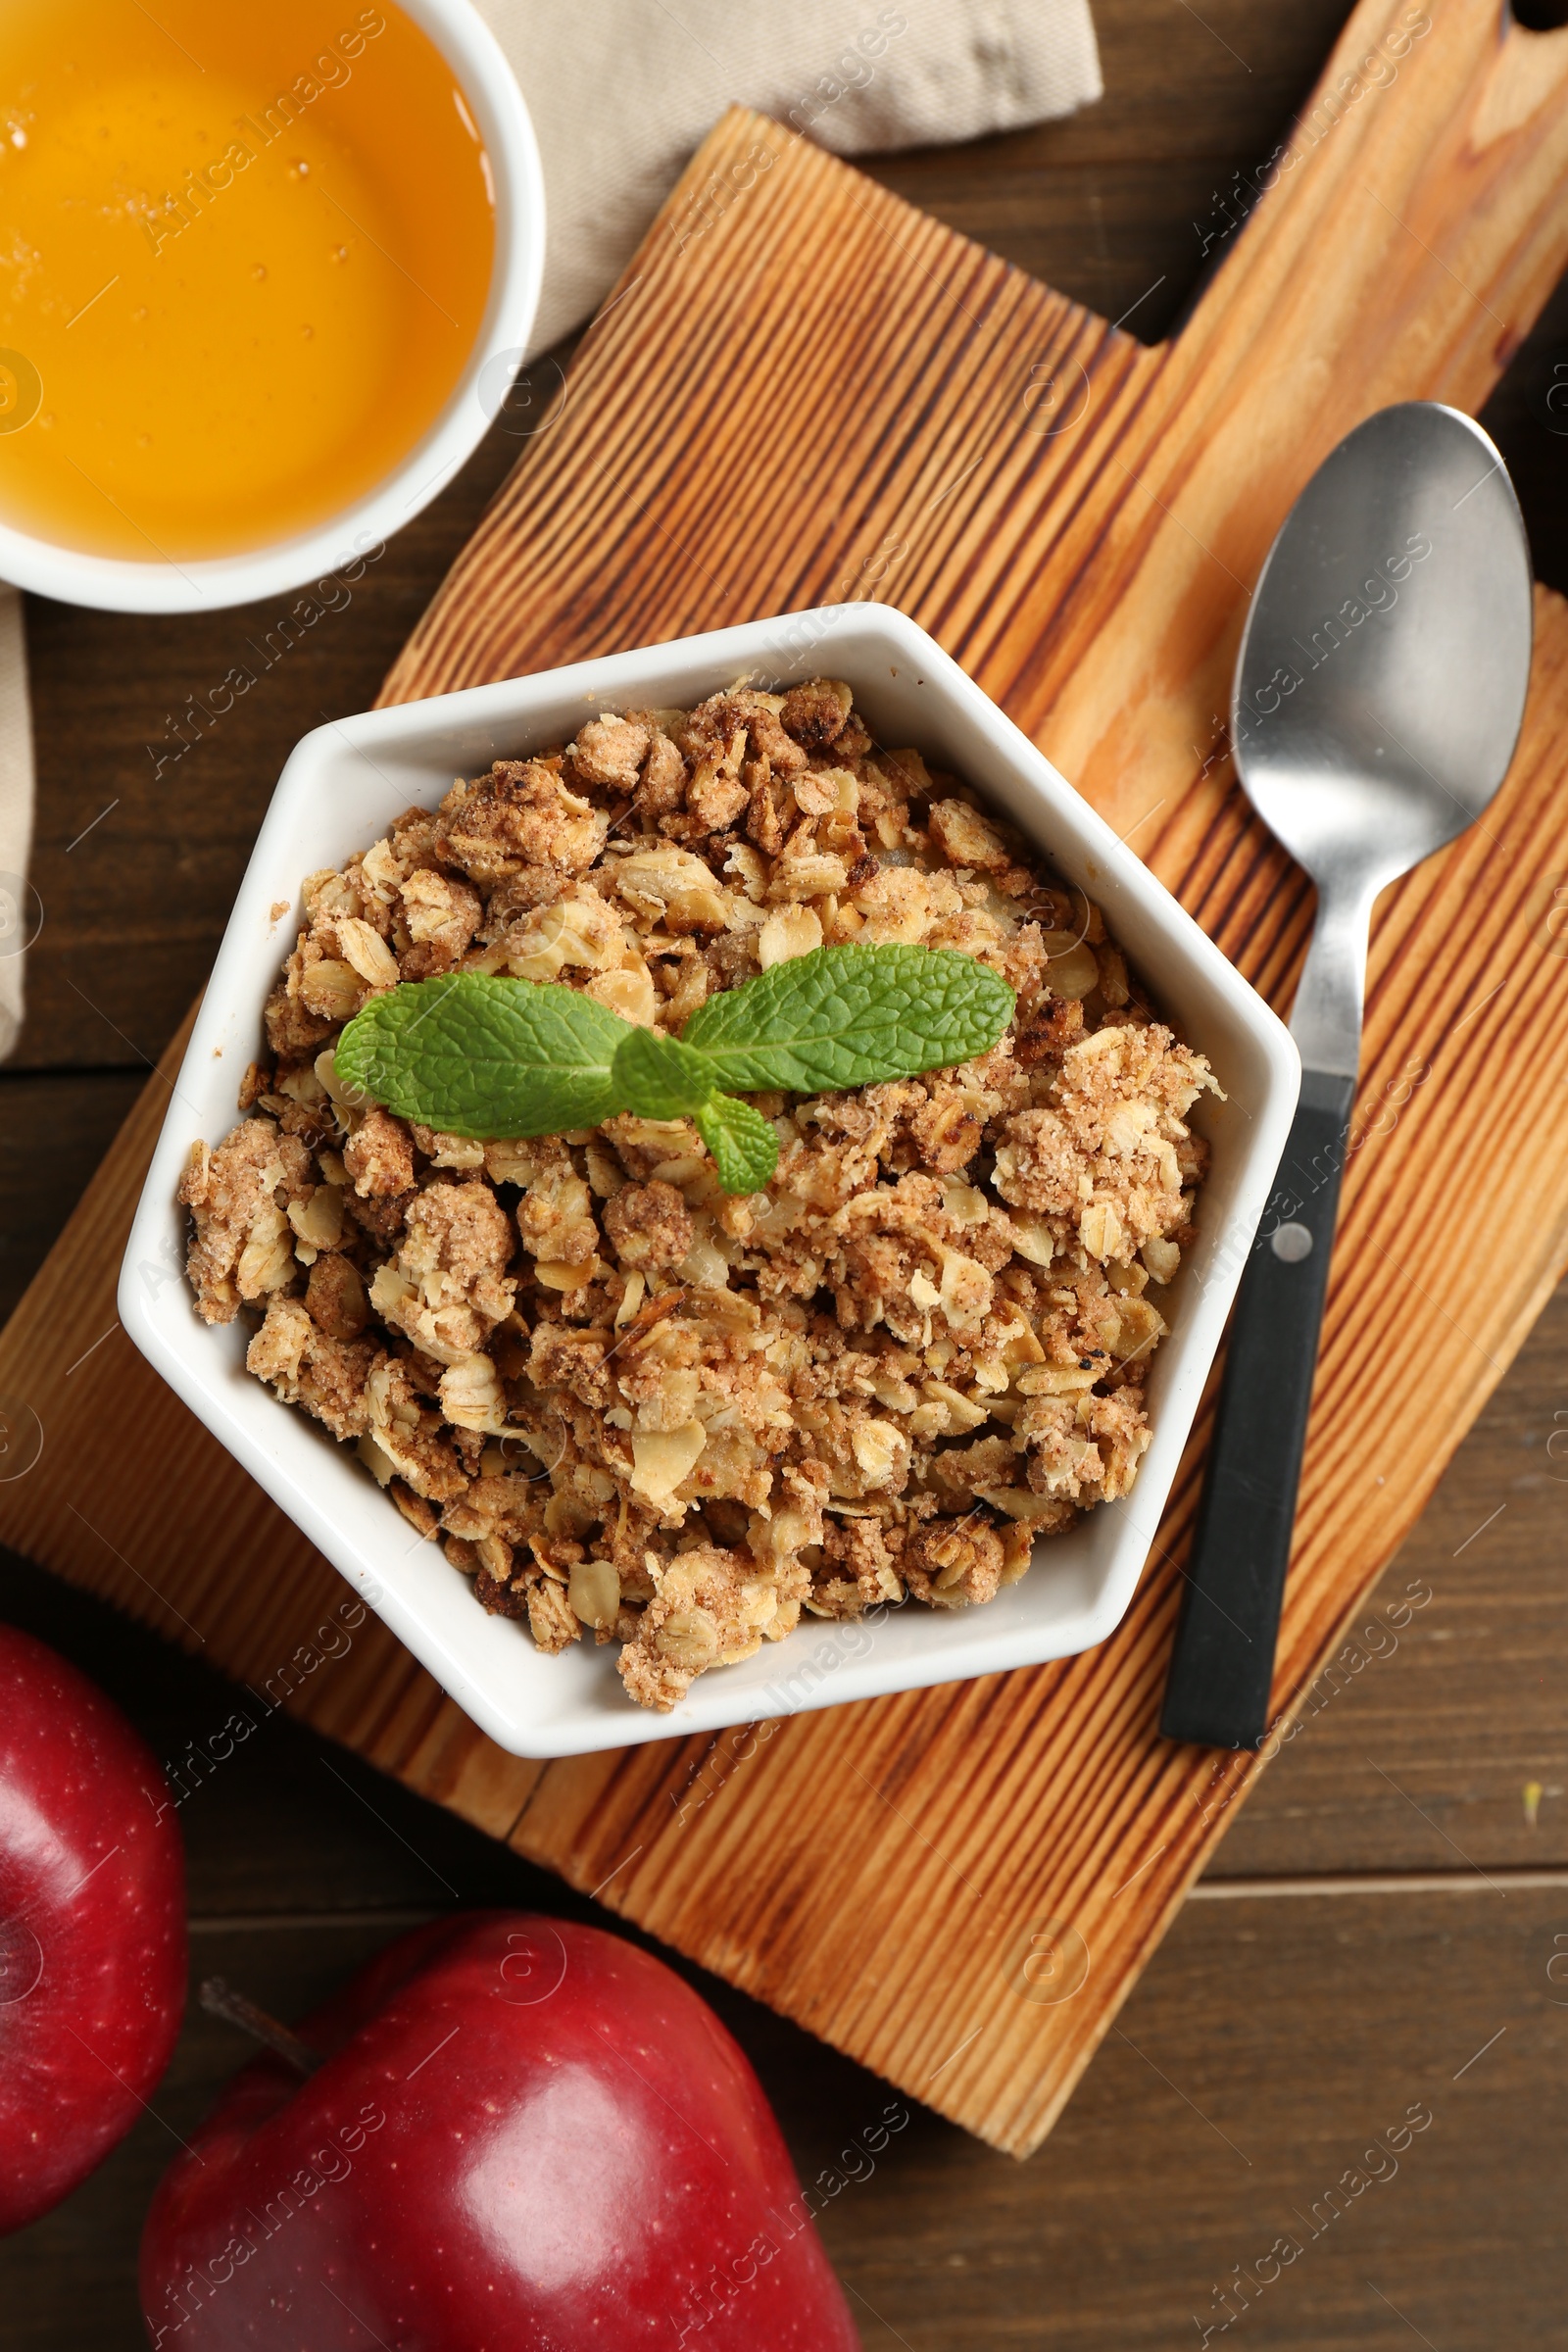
[5,0,1568,2169]
[7,5,1568,2345]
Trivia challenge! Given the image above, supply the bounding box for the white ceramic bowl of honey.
[0,0,543,613]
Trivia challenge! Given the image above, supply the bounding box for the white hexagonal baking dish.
[121,605,1299,1758]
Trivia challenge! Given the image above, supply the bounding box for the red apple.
[0,1621,186,2232]
[141,1912,860,2349]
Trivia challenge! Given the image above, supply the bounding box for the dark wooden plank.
[0,1546,549,1921]
[1217,1276,1568,1877]
[826,1883,1562,2350]
[0,1071,143,1325]
[1477,265,1568,597]
[868,0,1361,172]
[861,0,1361,339]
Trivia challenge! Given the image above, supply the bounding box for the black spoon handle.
[1159,1068,1355,1750]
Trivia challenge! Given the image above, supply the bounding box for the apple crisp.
[180,678,1217,1712]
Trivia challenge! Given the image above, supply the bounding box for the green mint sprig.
[334,943,1014,1193]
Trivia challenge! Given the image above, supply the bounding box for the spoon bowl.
[1232,401,1533,1073]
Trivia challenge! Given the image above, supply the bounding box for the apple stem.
[200,1976,323,2078]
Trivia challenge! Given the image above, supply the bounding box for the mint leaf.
[679,943,1014,1095]
[694,1092,779,1193]
[333,942,1015,1165]
[612,1027,716,1120]
[336,973,632,1139]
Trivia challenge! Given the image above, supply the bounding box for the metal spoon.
[1159,401,1533,1750]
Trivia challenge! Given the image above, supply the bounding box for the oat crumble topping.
[181,678,1217,1712]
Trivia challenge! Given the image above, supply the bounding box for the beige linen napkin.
[477,0,1102,357]
[0,0,1099,1060]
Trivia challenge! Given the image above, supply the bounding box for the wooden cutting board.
[7,0,1568,2159]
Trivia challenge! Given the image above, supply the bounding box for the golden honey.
[0,1,495,562]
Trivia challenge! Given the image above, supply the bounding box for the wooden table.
[5,4,1565,2341]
